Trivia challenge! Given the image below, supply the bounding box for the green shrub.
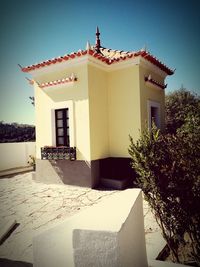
[165,89,200,134]
[129,124,200,265]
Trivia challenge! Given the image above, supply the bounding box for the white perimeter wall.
[0,142,36,171]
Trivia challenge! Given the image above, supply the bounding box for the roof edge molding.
[145,75,167,90]
[38,73,77,89]
[20,47,174,77]
[20,28,174,76]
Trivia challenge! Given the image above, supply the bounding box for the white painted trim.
[51,101,75,147]
[29,54,165,78]
[110,57,140,71]
[147,100,161,129]
[145,80,164,90]
[31,56,89,77]
[87,56,109,71]
[87,56,140,72]
[42,81,76,91]
[140,57,167,78]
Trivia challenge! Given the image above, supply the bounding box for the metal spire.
[95,26,101,53]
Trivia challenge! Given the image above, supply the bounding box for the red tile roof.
[38,74,77,88]
[144,75,167,90]
[21,47,174,75]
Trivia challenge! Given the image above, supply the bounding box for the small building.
[21,28,174,189]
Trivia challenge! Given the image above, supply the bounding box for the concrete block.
[101,177,130,189]
[73,230,119,267]
[33,189,148,267]
[149,259,193,267]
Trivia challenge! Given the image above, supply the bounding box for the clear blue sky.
[0,0,199,125]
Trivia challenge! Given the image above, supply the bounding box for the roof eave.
[20,48,174,77]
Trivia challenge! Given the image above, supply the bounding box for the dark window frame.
[55,108,70,147]
[150,106,159,127]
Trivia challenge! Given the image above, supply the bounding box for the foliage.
[27,155,35,165]
[176,113,200,265]
[165,89,200,134]
[27,155,36,169]
[129,122,200,265]
[0,121,35,143]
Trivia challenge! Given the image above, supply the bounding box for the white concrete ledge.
[149,259,193,267]
[33,189,148,267]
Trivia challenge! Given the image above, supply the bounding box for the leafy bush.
[129,123,200,265]
[0,121,35,143]
[165,89,200,134]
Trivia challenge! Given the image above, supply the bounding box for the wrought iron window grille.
[41,146,76,161]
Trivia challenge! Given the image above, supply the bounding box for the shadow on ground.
[0,259,32,267]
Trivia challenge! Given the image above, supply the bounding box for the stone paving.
[0,172,165,264]
[0,173,117,263]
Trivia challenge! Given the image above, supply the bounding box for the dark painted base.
[99,157,135,180]
[35,157,135,189]
[35,159,96,188]
[98,157,135,189]
[51,160,97,188]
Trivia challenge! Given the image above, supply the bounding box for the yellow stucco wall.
[108,65,141,157]
[34,64,91,161]
[35,64,88,102]
[139,65,165,131]
[33,59,166,162]
[34,83,54,159]
[87,64,142,160]
[88,64,109,160]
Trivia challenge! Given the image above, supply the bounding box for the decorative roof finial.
[86,40,91,51]
[141,44,148,52]
[95,26,101,53]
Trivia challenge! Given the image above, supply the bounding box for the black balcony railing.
[41,146,76,161]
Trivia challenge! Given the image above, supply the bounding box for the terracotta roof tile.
[38,73,77,89]
[144,75,167,90]
[21,46,174,75]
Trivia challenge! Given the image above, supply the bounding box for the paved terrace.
[0,172,165,265]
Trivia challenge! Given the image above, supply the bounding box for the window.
[148,100,161,129]
[55,108,70,147]
[151,106,158,126]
